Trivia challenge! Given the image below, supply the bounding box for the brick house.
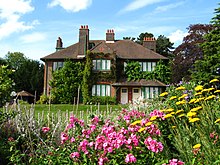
[41,25,168,104]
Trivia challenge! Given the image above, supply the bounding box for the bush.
[36,94,49,104]
[88,96,117,105]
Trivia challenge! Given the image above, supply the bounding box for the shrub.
[88,96,117,105]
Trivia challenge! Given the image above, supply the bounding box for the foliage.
[125,60,171,84]
[0,65,14,107]
[125,61,142,81]
[123,37,136,41]
[4,52,44,100]
[36,94,49,104]
[82,51,93,104]
[173,24,213,83]
[88,96,117,105]
[136,32,154,45]
[156,35,174,59]
[50,60,84,104]
[191,6,220,82]
[157,78,220,164]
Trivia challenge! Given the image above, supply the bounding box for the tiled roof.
[112,79,167,87]
[41,40,168,61]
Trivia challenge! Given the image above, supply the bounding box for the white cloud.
[119,0,165,14]
[0,0,36,40]
[154,1,185,13]
[168,30,188,43]
[48,0,92,12]
[20,32,46,43]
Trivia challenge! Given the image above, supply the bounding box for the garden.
[1,78,220,164]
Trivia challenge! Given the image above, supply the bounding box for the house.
[40,25,168,104]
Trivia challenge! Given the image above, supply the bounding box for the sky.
[0,0,219,61]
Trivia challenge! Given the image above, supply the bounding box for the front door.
[121,88,128,104]
[132,88,141,101]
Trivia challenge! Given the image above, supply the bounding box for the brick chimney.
[56,37,63,51]
[143,37,156,51]
[78,25,89,57]
[106,29,115,43]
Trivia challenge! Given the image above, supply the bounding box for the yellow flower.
[176,100,186,105]
[189,118,200,123]
[214,90,220,93]
[195,85,203,91]
[178,114,185,118]
[194,92,202,96]
[176,109,184,114]
[170,112,175,115]
[165,108,174,112]
[194,97,205,103]
[172,126,176,129]
[138,127,146,133]
[187,111,197,117]
[160,109,166,112]
[131,120,142,126]
[208,87,215,91]
[190,106,202,112]
[164,114,173,119]
[193,144,201,149]
[189,98,196,104]
[145,122,153,126]
[204,95,216,101]
[214,118,220,124]
[201,88,210,93]
[150,116,157,121]
[175,86,186,90]
[169,96,177,100]
[210,79,219,83]
[160,92,168,97]
[178,94,188,100]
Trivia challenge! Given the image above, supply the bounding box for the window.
[133,89,139,93]
[142,87,162,99]
[92,84,111,96]
[139,62,157,72]
[53,62,64,71]
[93,59,111,70]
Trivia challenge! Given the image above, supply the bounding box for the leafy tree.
[156,35,174,59]
[4,52,44,99]
[123,37,136,41]
[82,51,93,104]
[50,60,84,104]
[172,24,213,83]
[0,65,14,107]
[191,6,220,82]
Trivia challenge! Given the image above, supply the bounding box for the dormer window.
[93,59,111,71]
[139,62,156,72]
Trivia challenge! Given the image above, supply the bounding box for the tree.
[50,60,84,104]
[172,24,213,83]
[82,51,93,104]
[4,52,44,99]
[136,32,154,45]
[0,65,14,107]
[156,35,174,59]
[123,37,136,41]
[191,6,220,82]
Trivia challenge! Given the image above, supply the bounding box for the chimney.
[106,29,115,43]
[56,37,63,51]
[143,37,156,52]
[78,25,89,57]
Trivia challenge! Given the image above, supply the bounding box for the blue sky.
[0,0,219,61]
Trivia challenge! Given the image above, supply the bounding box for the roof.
[41,40,168,61]
[112,79,167,87]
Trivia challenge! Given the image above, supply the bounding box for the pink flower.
[92,116,100,125]
[144,136,163,153]
[42,127,50,133]
[98,157,108,165]
[166,158,184,165]
[70,137,75,143]
[61,132,68,144]
[70,152,80,159]
[125,153,136,163]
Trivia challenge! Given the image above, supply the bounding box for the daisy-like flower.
[210,78,219,83]
[187,111,197,117]
[214,90,220,93]
[165,108,174,112]
[190,106,202,112]
[178,94,188,100]
[131,120,142,126]
[176,109,184,114]
[193,144,201,149]
[214,118,220,123]
[145,122,152,126]
[178,114,185,118]
[195,85,203,91]
[189,118,200,123]
[176,100,186,105]
[189,98,196,104]
[164,114,173,119]
[170,96,177,100]
[138,127,146,133]
[160,92,168,97]
[204,95,216,101]
[194,92,202,96]
[175,86,186,90]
